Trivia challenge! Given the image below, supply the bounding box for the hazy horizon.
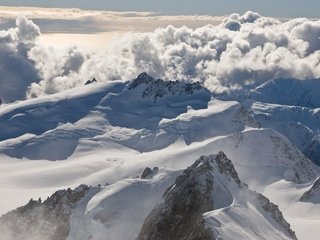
[0,0,319,18]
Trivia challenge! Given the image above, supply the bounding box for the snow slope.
[0,73,320,239]
[1,154,297,240]
[249,78,320,108]
[245,79,320,165]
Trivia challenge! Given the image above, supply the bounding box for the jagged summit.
[0,185,93,240]
[128,72,155,88]
[96,72,213,130]
[138,153,297,240]
[128,72,207,102]
[85,77,97,85]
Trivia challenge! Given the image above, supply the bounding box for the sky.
[0,0,320,18]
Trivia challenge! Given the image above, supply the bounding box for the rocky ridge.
[137,152,297,240]
[128,72,207,102]
[0,185,91,240]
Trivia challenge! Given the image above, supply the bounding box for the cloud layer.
[0,6,223,33]
[0,16,40,102]
[1,11,320,102]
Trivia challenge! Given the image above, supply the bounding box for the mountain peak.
[127,73,206,102]
[180,152,241,188]
[138,153,296,240]
[128,72,154,89]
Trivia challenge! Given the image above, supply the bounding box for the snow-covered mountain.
[138,153,297,240]
[246,78,320,165]
[0,73,320,240]
[0,153,297,240]
[249,78,320,108]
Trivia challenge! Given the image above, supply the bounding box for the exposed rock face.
[141,167,159,179]
[0,185,90,240]
[128,72,154,89]
[300,177,320,203]
[214,151,241,184]
[137,152,241,240]
[85,78,97,85]
[270,135,319,183]
[128,73,206,102]
[137,152,297,240]
[257,194,297,239]
[137,155,218,240]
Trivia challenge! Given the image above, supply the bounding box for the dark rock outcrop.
[0,185,90,240]
[137,152,242,240]
[85,78,97,85]
[141,167,159,179]
[137,152,297,240]
[128,73,206,103]
[257,194,297,239]
[137,155,218,240]
[300,177,320,203]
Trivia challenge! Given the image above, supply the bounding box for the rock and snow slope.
[0,153,297,240]
[247,78,320,165]
[0,185,94,240]
[300,177,320,204]
[138,153,297,240]
[0,73,320,239]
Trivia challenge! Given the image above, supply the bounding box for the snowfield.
[1,73,320,240]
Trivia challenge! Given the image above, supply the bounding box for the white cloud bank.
[0,16,40,102]
[1,11,320,102]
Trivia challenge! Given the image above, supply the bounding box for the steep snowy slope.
[0,172,179,240]
[99,72,212,131]
[243,78,320,166]
[159,99,259,144]
[138,153,297,240]
[0,81,126,142]
[209,78,320,167]
[0,73,255,158]
[249,78,320,108]
[0,153,297,240]
[245,98,320,166]
[135,128,319,191]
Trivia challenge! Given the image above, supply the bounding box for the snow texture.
[0,73,320,240]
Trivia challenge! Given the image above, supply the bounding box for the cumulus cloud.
[0,16,40,102]
[1,12,320,102]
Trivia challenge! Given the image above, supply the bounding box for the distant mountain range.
[0,73,319,240]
